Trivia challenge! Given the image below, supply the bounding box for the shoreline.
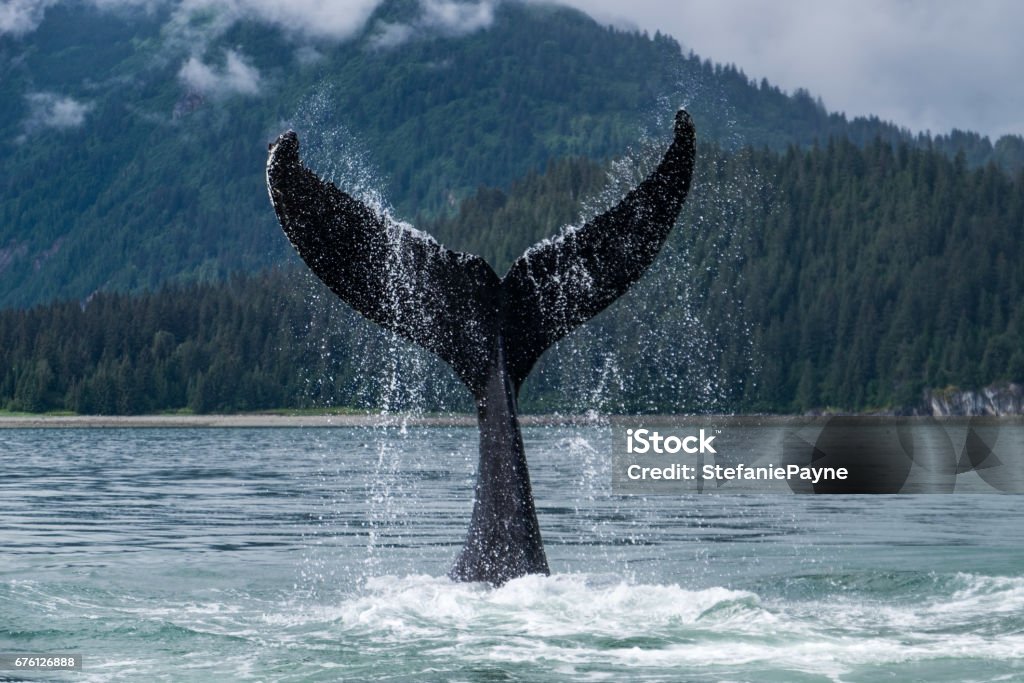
[0,413,478,429]
[0,413,605,429]
[2,413,1020,429]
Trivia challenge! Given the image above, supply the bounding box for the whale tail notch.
[266,109,696,396]
[267,111,696,585]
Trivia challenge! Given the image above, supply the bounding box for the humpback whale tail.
[267,110,696,585]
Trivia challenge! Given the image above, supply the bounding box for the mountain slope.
[3,135,1022,415]
[1,0,1021,309]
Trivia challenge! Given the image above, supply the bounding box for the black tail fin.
[267,131,501,399]
[500,109,696,388]
[266,109,695,398]
[268,112,696,586]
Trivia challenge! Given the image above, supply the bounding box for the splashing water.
[277,80,770,584]
[517,93,762,419]
[284,87,461,577]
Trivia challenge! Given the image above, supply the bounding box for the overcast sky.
[558,0,1024,139]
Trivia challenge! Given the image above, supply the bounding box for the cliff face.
[926,383,1024,416]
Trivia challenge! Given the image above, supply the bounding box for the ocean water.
[1,426,1023,682]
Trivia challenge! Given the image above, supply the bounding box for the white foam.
[313,572,1024,677]
[10,571,1024,681]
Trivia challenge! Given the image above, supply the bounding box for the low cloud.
[421,0,495,33]
[178,49,261,97]
[294,44,325,65]
[2,0,385,39]
[371,22,414,50]
[5,0,496,46]
[173,0,493,43]
[0,0,55,36]
[24,92,93,131]
[10,0,1021,138]
[371,0,496,49]
[174,0,384,41]
[1,0,155,36]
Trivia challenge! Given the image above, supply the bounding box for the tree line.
[1,136,1021,414]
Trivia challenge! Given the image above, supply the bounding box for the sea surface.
[2,426,1023,682]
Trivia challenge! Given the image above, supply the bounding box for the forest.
[3,135,1021,415]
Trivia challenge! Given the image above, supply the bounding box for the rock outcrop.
[925,383,1024,416]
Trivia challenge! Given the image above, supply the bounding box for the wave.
[4,571,1024,682]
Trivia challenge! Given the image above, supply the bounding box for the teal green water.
[2,426,1023,682]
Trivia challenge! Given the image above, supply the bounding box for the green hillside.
[2,0,1021,308]
[3,136,1021,415]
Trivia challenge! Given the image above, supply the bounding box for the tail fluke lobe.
[266,110,695,397]
[500,109,697,388]
[266,111,696,587]
[267,131,501,398]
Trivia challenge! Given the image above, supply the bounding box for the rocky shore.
[924,383,1024,416]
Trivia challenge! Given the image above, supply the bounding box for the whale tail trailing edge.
[267,110,696,585]
[267,110,696,396]
[266,134,501,398]
[501,110,696,388]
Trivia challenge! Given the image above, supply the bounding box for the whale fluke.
[266,131,501,398]
[502,110,696,388]
[267,110,696,585]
